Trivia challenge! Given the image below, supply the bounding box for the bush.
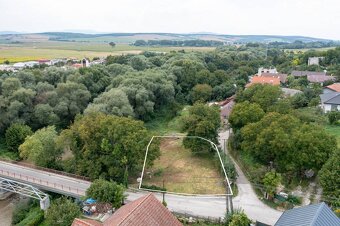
[141,184,166,191]
[45,197,81,226]
[225,208,251,226]
[12,201,31,224]
[86,179,125,208]
[287,194,302,205]
[16,207,44,226]
[327,111,340,125]
[5,123,33,152]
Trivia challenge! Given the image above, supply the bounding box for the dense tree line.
[267,41,339,49]
[1,48,265,135]
[1,44,340,197]
[229,84,339,206]
[134,39,224,47]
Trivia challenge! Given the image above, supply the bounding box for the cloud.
[0,0,339,39]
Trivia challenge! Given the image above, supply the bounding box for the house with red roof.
[72,193,182,226]
[246,76,281,88]
[323,83,340,94]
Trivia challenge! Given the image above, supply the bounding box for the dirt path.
[0,195,16,226]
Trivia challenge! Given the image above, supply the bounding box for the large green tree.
[190,84,212,103]
[237,84,282,111]
[45,197,81,226]
[86,179,125,208]
[19,126,61,168]
[229,101,265,129]
[58,113,160,182]
[84,88,134,117]
[319,150,340,207]
[5,123,33,152]
[182,103,221,152]
[241,113,336,177]
[54,81,91,126]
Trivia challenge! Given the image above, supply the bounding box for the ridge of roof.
[115,193,153,226]
[310,202,325,225]
[324,93,340,103]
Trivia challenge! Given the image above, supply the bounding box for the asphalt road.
[0,161,91,197]
[218,130,282,225]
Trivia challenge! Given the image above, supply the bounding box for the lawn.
[324,125,340,148]
[142,137,225,195]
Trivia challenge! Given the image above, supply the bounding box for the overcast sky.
[1,0,339,40]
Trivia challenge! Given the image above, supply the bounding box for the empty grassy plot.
[142,137,225,195]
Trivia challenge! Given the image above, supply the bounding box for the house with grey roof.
[320,92,340,113]
[291,71,327,77]
[291,70,335,85]
[275,202,340,226]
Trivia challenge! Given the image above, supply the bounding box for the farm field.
[142,137,225,195]
[284,46,336,53]
[0,42,216,63]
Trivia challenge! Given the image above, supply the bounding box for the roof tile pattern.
[104,193,182,226]
[72,219,103,226]
[260,73,288,83]
[326,83,340,92]
[247,76,280,87]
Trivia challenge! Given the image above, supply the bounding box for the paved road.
[0,161,91,197]
[218,130,282,225]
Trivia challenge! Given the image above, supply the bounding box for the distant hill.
[0,31,334,44]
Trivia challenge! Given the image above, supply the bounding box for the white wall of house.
[322,103,340,113]
[258,67,277,75]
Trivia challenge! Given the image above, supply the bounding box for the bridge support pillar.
[40,196,50,210]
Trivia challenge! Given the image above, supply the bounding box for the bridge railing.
[0,157,90,181]
[0,168,86,197]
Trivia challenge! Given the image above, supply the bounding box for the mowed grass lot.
[142,138,225,195]
[0,42,215,63]
[324,125,340,148]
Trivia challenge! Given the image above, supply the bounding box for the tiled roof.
[307,75,335,83]
[260,73,288,83]
[104,193,182,226]
[325,83,340,92]
[291,70,326,77]
[275,202,340,226]
[72,218,103,226]
[247,76,280,87]
[320,92,340,105]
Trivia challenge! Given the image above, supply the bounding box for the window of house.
[331,104,338,111]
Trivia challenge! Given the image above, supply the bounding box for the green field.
[0,42,215,63]
[284,47,336,53]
